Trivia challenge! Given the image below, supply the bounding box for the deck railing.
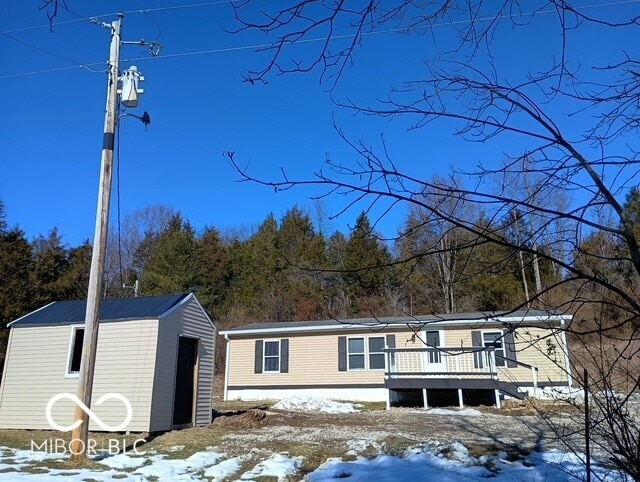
[384,347,538,388]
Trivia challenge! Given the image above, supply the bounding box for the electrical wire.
[2,1,237,34]
[1,0,638,80]
[116,106,125,298]
[0,31,103,73]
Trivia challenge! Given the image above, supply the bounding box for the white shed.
[0,293,215,432]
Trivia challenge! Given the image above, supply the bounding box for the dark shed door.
[173,337,199,426]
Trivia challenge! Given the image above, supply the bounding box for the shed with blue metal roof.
[0,293,215,432]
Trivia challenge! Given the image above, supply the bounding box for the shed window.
[68,328,84,375]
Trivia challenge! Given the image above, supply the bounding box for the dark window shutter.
[254,340,263,374]
[385,334,395,349]
[471,330,483,369]
[280,339,289,373]
[504,327,518,368]
[338,336,347,372]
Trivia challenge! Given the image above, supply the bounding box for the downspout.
[224,334,231,402]
[560,318,573,390]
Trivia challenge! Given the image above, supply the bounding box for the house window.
[345,337,386,371]
[348,338,365,370]
[264,340,280,372]
[68,328,84,375]
[368,337,385,370]
[483,331,506,367]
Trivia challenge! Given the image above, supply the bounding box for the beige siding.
[226,324,568,390]
[227,330,407,388]
[442,326,568,383]
[149,296,215,431]
[0,320,158,432]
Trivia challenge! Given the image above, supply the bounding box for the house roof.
[219,310,570,336]
[10,294,190,327]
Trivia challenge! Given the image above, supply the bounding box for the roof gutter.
[220,315,570,337]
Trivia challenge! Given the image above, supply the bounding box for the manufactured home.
[220,311,572,408]
[0,294,215,432]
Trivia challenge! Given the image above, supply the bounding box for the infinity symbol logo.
[45,393,133,432]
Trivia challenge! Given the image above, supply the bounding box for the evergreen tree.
[196,227,231,318]
[343,212,391,315]
[0,227,32,328]
[140,215,200,295]
[30,228,70,306]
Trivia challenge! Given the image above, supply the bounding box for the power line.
[0,31,102,73]
[2,0,638,80]
[1,1,236,35]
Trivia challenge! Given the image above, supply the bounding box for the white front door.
[422,330,447,373]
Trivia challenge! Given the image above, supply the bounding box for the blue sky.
[1,1,637,246]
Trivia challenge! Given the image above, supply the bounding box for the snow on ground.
[308,444,626,482]
[0,442,627,481]
[240,453,302,480]
[424,408,483,417]
[273,396,360,413]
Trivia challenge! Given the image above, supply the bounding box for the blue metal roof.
[10,294,189,327]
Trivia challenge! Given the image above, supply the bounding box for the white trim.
[263,340,281,373]
[226,387,388,403]
[0,328,15,408]
[224,335,230,402]
[560,319,573,389]
[220,315,569,337]
[158,293,192,319]
[422,328,446,372]
[64,324,84,378]
[164,293,216,330]
[346,335,386,371]
[7,301,56,327]
[482,329,506,368]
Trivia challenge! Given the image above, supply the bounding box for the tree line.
[3,185,638,336]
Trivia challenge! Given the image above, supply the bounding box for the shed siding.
[149,296,214,431]
[0,320,158,432]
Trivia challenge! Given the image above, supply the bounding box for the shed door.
[173,337,199,426]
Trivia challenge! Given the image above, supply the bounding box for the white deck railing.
[385,347,539,388]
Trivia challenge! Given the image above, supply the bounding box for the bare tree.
[225,0,640,478]
[104,204,177,297]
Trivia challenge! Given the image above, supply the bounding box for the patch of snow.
[425,408,483,417]
[204,454,250,481]
[240,453,302,481]
[273,396,360,413]
[10,448,66,463]
[307,444,627,482]
[524,386,583,402]
[169,445,185,452]
[134,449,223,479]
[346,439,370,454]
[98,452,147,470]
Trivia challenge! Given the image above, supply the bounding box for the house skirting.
[225,384,387,402]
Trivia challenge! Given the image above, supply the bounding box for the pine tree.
[343,212,391,315]
[140,215,200,295]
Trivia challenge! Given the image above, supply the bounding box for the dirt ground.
[142,399,586,471]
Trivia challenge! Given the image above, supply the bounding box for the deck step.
[497,382,527,400]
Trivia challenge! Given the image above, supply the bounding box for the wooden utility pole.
[70,14,122,461]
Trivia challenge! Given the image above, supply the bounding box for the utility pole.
[69,14,122,461]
